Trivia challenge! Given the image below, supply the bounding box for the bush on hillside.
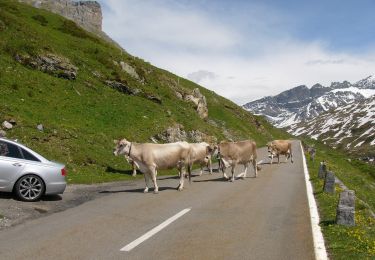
[58,19,99,42]
[32,14,48,26]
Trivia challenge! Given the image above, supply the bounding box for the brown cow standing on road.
[267,140,294,164]
[217,140,258,182]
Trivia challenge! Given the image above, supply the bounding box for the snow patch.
[331,87,375,98]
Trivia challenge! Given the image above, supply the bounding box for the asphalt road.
[0,141,315,260]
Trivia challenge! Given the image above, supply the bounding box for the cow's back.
[220,140,256,163]
[272,140,291,153]
[140,142,191,169]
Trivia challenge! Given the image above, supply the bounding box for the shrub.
[58,19,98,43]
[32,14,48,26]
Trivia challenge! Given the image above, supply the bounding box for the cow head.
[205,144,218,161]
[267,142,276,157]
[113,138,131,156]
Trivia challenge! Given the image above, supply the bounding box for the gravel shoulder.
[0,179,141,230]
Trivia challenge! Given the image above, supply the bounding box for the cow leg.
[149,167,159,194]
[270,154,273,165]
[236,163,248,179]
[178,166,185,191]
[209,159,213,174]
[222,168,229,179]
[132,162,137,177]
[199,163,203,176]
[277,154,280,164]
[221,159,229,179]
[291,152,294,163]
[253,159,257,177]
[143,172,150,193]
[230,166,235,182]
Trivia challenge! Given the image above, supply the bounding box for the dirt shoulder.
[0,179,140,230]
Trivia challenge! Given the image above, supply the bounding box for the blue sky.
[98,0,375,103]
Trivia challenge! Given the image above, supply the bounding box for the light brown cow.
[113,139,192,193]
[218,140,258,181]
[267,140,294,164]
[189,142,214,176]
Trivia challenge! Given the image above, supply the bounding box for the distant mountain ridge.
[243,76,375,128]
[291,96,375,156]
[243,75,375,156]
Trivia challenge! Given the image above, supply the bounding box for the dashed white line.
[120,208,191,252]
[300,142,328,260]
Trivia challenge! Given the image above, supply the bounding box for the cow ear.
[113,139,118,144]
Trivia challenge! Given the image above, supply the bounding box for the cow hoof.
[154,190,159,194]
[178,187,183,191]
[144,188,149,193]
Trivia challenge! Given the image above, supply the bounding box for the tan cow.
[267,140,294,164]
[218,140,258,181]
[113,139,192,193]
[189,142,215,176]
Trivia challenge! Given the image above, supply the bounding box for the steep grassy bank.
[0,1,288,184]
[304,140,374,259]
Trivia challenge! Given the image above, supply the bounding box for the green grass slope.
[0,1,288,183]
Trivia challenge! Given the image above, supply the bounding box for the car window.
[20,148,40,162]
[0,142,9,156]
[0,141,23,159]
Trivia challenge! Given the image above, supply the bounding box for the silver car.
[0,138,66,201]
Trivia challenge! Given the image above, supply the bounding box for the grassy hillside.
[304,139,374,259]
[0,1,289,184]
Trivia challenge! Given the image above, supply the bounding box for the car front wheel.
[15,175,45,202]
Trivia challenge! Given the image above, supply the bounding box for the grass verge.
[304,140,375,259]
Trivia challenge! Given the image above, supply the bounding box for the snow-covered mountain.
[243,76,375,128]
[291,96,375,155]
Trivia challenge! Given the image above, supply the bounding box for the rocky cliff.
[19,0,102,33]
[18,0,122,48]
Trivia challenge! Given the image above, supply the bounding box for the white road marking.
[120,208,191,252]
[300,142,328,260]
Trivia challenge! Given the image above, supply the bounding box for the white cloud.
[102,0,240,52]
[187,70,217,83]
[100,0,375,105]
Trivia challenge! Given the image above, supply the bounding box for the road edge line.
[300,142,328,260]
[120,208,191,252]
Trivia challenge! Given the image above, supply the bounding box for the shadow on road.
[105,166,135,175]
[0,192,13,200]
[0,192,62,202]
[99,186,179,194]
[193,177,228,183]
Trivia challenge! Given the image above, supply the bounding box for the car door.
[0,141,26,189]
